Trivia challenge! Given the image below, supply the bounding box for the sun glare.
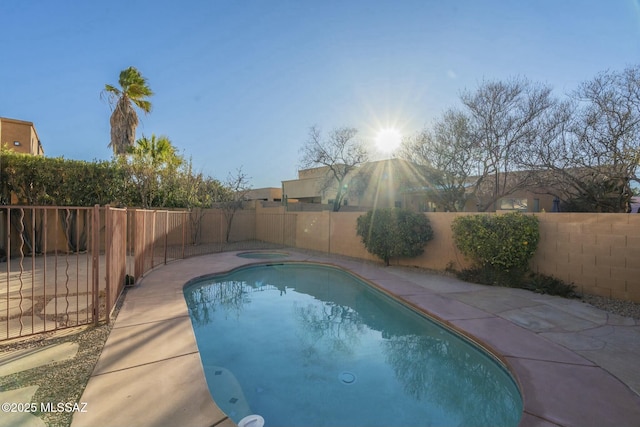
[375,128,402,153]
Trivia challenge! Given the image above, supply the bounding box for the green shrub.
[456,268,576,297]
[455,267,516,287]
[521,272,577,297]
[451,212,540,275]
[451,213,576,297]
[356,208,433,266]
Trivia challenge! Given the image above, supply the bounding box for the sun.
[375,128,403,153]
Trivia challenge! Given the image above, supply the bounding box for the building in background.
[282,159,426,210]
[282,159,561,213]
[0,117,44,156]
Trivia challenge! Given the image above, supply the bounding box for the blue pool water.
[184,263,522,427]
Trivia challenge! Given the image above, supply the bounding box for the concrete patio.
[70,250,640,427]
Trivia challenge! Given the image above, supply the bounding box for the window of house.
[419,201,436,212]
[533,198,540,212]
[499,198,528,211]
[394,201,402,208]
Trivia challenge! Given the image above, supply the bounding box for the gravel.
[0,324,112,427]
[0,290,124,427]
[581,294,640,320]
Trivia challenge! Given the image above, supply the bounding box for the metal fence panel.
[0,206,101,341]
[0,205,292,342]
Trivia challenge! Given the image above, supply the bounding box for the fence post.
[134,209,145,280]
[4,208,9,338]
[164,211,168,265]
[181,211,186,259]
[92,204,100,325]
[151,210,156,269]
[328,210,332,254]
[105,205,113,324]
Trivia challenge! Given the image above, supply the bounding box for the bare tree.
[525,66,640,212]
[219,167,251,242]
[400,109,478,211]
[173,158,227,245]
[299,126,368,211]
[461,78,556,211]
[563,66,640,211]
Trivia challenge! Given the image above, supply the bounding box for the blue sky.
[2,1,639,188]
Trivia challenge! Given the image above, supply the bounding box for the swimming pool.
[184,263,522,427]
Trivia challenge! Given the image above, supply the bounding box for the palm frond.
[132,99,152,114]
[103,84,121,96]
[127,83,154,99]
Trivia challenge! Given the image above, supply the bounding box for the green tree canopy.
[118,134,185,208]
[0,149,126,206]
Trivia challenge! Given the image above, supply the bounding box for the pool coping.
[72,250,640,427]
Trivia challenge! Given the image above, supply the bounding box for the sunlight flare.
[374,128,402,153]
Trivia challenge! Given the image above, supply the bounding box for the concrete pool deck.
[71,250,640,427]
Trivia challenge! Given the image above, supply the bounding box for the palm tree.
[124,134,183,208]
[103,66,153,155]
[128,134,182,169]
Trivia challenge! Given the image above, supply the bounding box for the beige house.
[1,117,45,205]
[282,159,426,209]
[0,117,44,155]
[283,159,562,213]
[402,176,559,213]
[244,187,283,203]
[0,118,45,248]
[281,167,328,204]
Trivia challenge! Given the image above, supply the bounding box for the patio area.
[70,249,640,427]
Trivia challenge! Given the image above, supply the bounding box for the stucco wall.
[0,118,42,155]
[294,211,331,252]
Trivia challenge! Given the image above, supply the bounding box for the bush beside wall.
[451,212,540,274]
[356,208,433,266]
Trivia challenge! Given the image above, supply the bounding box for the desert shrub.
[356,208,433,266]
[457,267,575,296]
[451,213,576,296]
[455,267,517,287]
[521,272,577,297]
[451,212,539,275]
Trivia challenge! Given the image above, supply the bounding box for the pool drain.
[339,371,357,385]
[238,414,264,427]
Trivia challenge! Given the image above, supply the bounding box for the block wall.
[531,213,640,302]
[279,209,640,303]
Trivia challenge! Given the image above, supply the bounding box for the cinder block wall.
[395,213,475,271]
[260,207,640,303]
[531,213,640,302]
